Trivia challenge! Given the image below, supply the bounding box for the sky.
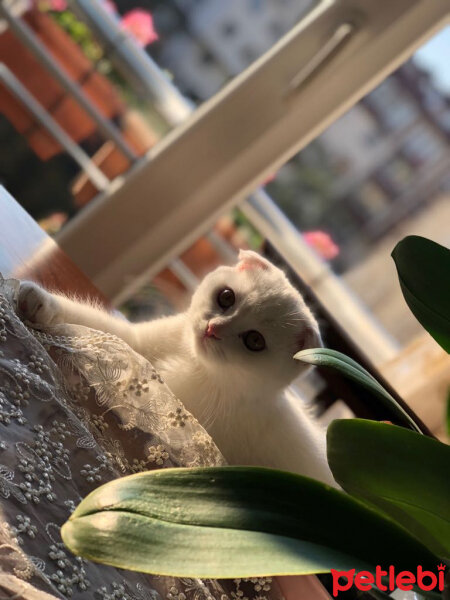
[414,26,450,94]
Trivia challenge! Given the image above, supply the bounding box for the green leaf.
[61,466,438,578]
[392,235,450,353]
[294,347,422,433]
[327,419,450,558]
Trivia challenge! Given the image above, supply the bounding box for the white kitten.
[18,250,336,486]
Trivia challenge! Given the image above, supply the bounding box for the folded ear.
[237,250,272,271]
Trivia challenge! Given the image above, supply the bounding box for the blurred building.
[316,63,450,269]
[151,0,450,271]
[154,0,315,99]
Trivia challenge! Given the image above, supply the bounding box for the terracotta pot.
[0,7,124,160]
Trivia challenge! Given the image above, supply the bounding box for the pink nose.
[205,322,221,339]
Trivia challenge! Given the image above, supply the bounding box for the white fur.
[18,250,336,486]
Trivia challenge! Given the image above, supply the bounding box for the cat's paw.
[18,282,61,325]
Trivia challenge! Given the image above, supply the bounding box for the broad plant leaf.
[294,347,421,433]
[392,235,450,353]
[327,419,450,558]
[62,466,438,578]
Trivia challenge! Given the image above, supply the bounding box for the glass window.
[153,0,317,97]
[365,79,419,131]
[402,123,447,166]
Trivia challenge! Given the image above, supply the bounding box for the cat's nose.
[205,322,221,339]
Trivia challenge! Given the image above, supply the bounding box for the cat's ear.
[297,324,322,353]
[237,250,272,271]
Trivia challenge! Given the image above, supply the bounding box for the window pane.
[153,0,317,100]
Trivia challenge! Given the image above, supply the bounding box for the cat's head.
[187,250,322,389]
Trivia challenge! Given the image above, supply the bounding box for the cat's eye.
[243,330,266,352]
[217,288,235,310]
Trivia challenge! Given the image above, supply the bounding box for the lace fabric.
[0,276,283,600]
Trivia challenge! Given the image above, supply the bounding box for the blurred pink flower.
[121,9,159,47]
[303,230,339,260]
[38,212,68,235]
[262,172,277,185]
[45,0,67,10]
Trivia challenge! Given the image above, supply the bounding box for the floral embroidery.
[147,444,169,466]
[69,381,91,404]
[0,298,12,344]
[246,578,272,593]
[91,413,109,433]
[128,377,150,396]
[27,353,50,375]
[231,591,249,600]
[97,581,156,600]
[80,454,112,483]
[10,514,38,542]
[128,457,149,473]
[0,387,27,425]
[150,368,164,384]
[190,432,220,466]
[167,586,187,600]
[50,563,90,596]
[168,407,189,428]
[0,279,280,600]
[0,464,26,503]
